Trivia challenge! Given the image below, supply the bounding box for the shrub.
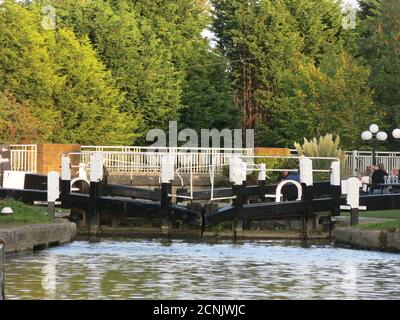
[294,134,346,181]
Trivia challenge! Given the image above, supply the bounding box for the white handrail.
[9,144,37,173]
[74,149,253,175]
[272,180,303,203]
[82,145,253,152]
[8,144,400,177]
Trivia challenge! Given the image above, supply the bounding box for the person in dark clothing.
[286,172,300,182]
[371,163,388,194]
[277,171,289,183]
[372,164,388,184]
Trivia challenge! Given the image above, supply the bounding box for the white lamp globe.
[369,124,379,134]
[376,131,388,142]
[361,131,373,141]
[393,128,400,140]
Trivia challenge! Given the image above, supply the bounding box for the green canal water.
[4,240,400,300]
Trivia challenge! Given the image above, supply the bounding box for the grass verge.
[0,199,52,225]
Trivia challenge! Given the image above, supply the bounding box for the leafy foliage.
[48,29,139,145]
[0,0,396,152]
[294,134,345,159]
[0,92,45,143]
[0,0,139,144]
[294,133,346,178]
[213,0,377,149]
[0,0,62,142]
[357,0,400,146]
[180,49,240,132]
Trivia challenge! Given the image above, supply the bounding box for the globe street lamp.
[361,124,400,166]
[393,129,400,140]
[361,124,387,165]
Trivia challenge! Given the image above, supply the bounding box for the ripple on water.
[4,240,400,300]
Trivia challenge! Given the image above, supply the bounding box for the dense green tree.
[285,0,345,61]
[128,0,210,71]
[51,0,212,135]
[0,92,44,143]
[180,50,240,132]
[358,0,382,20]
[213,0,377,148]
[91,2,182,134]
[213,0,305,131]
[0,1,139,144]
[1,0,386,150]
[50,0,238,137]
[129,0,239,133]
[0,0,62,141]
[47,29,139,145]
[357,0,400,138]
[269,52,376,148]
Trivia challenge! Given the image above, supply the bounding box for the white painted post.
[61,156,71,181]
[341,177,363,226]
[299,157,313,186]
[228,157,247,238]
[90,153,104,182]
[47,172,60,202]
[352,150,357,176]
[229,157,246,185]
[161,154,175,184]
[78,163,87,179]
[240,161,247,184]
[346,177,362,210]
[258,163,266,181]
[87,153,104,240]
[47,171,60,219]
[330,161,341,186]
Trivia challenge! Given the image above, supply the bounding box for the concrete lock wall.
[334,228,400,252]
[37,144,80,175]
[0,241,4,300]
[0,223,77,254]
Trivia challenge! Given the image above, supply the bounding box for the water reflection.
[41,255,57,299]
[4,240,400,300]
[341,261,358,299]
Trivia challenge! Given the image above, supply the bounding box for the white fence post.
[352,150,357,176]
[299,157,313,186]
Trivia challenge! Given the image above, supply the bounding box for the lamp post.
[361,124,387,166]
[361,124,400,166]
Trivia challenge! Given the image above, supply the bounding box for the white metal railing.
[80,146,400,176]
[345,150,400,175]
[9,145,37,173]
[81,146,253,153]
[6,143,400,177]
[79,146,253,175]
[290,149,400,175]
